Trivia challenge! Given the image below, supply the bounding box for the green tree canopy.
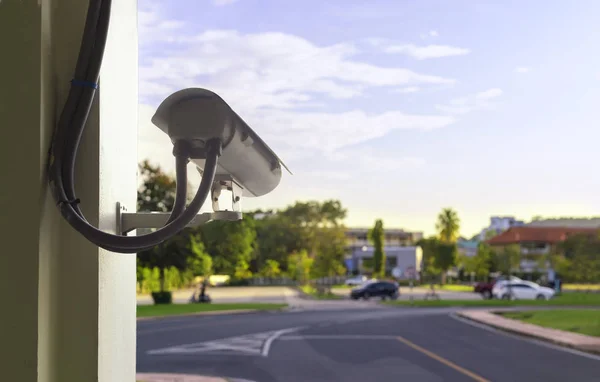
[259,259,282,278]
[137,160,176,212]
[187,235,213,278]
[436,208,461,243]
[199,215,257,275]
[369,219,386,277]
[553,232,600,283]
[287,250,314,284]
[312,227,347,279]
[136,161,191,292]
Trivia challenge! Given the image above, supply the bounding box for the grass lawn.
[301,285,344,300]
[137,303,287,318]
[500,310,600,337]
[437,284,474,292]
[563,284,600,291]
[331,284,353,289]
[383,292,600,308]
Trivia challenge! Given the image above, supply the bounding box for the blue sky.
[137,0,600,237]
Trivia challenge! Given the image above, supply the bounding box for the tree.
[312,227,347,279]
[137,160,177,212]
[259,260,282,278]
[199,215,256,275]
[436,208,460,243]
[137,234,190,293]
[457,242,494,281]
[369,219,386,277]
[417,236,456,284]
[252,214,304,274]
[434,242,457,284]
[287,250,313,285]
[279,200,347,256]
[234,259,253,280]
[136,161,191,295]
[418,237,441,281]
[553,232,600,283]
[187,235,212,279]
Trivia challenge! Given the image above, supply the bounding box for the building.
[486,226,598,272]
[479,216,525,241]
[457,238,479,257]
[346,227,423,248]
[345,228,423,277]
[527,218,600,229]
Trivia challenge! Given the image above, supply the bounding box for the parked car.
[474,276,522,299]
[492,280,555,300]
[345,275,369,286]
[350,280,399,300]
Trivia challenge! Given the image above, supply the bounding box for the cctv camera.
[152,88,289,198]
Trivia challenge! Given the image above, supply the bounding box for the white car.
[492,280,555,300]
[345,275,369,286]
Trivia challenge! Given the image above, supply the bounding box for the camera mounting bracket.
[209,174,244,213]
[116,201,242,235]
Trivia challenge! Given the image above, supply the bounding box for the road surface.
[137,305,600,381]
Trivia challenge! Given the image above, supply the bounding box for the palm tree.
[436,208,460,243]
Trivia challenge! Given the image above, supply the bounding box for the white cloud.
[213,0,239,5]
[383,44,470,60]
[247,108,455,154]
[514,66,532,74]
[475,88,503,100]
[138,5,185,46]
[420,30,439,39]
[137,4,459,185]
[392,86,420,94]
[139,30,456,109]
[436,88,503,115]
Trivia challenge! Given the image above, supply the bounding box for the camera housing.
[152,88,289,197]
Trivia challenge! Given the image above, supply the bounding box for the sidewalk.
[457,309,600,354]
[136,373,254,382]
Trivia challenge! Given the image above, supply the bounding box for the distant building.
[348,246,422,279]
[527,218,600,229]
[486,226,598,272]
[346,228,423,248]
[345,227,423,277]
[479,216,525,241]
[457,238,479,257]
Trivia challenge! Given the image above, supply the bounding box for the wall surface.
[0,1,138,381]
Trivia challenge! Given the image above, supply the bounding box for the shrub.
[151,291,172,305]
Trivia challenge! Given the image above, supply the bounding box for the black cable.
[62,0,112,220]
[57,139,221,253]
[166,155,190,226]
[48,0,221,253]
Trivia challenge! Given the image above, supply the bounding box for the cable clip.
[70,79,98,89]
[57,198,81,207]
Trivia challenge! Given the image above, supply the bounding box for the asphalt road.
[137,306,600,382]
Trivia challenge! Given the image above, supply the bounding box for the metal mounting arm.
[116,203,242,234]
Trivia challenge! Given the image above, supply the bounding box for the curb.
[136,373,256,382]
[456,309,600,355]
[137,307,286,321]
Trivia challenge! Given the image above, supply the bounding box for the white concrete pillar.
[0,1,138,381]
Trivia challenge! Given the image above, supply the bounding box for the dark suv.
[350,281,399,300]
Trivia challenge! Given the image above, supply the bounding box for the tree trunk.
[159,267,165,292]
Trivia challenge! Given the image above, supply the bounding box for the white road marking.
[147,327,303,357]
[279,334,397,341]
[261,327,303,356]
[450,313,600,362]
